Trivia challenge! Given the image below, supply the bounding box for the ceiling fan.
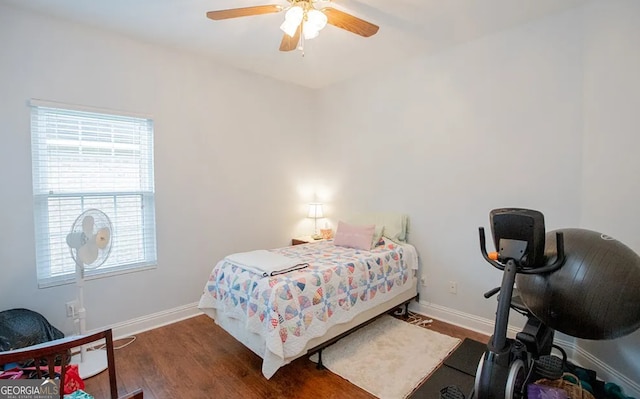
[206,0,379,52]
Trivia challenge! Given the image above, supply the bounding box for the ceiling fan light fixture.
[301,8,327,40]
[280,6,304,37]
[303,24,320,40]
[205,2,380,52]
[285,6,303,24]
[280,20,298,37]
[306,9,327,31]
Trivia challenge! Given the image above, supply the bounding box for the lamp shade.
[285,5,304,23]
[308,203,324,219]
[280,6,303,37]
[303,9,327,40]
[303,24,320,40]
[306,9,328,30]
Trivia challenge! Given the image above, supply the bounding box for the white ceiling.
[3,0,588,88]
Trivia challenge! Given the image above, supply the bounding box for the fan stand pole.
[71,261,108,379]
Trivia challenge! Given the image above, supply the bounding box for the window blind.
[31,101,157,287]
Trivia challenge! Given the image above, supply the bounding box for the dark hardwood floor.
[84,313,489,399]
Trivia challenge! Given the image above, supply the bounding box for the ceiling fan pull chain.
[299,24,305,57]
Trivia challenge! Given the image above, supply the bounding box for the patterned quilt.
[198,238,418,376]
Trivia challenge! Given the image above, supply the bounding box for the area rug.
[309,315,461,399]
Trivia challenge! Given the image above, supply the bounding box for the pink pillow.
[333,221,375,250]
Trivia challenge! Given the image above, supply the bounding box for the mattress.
[198,238,419,378]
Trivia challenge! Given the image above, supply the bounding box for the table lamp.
[308,203,324,240]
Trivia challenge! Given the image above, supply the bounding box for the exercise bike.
[470,209,566,399]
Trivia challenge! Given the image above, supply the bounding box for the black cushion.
[0,308,64,353]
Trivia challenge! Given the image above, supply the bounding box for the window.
[30,100,157,287]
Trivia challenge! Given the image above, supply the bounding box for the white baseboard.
[411,301,640,398]
[410,301,522,338]
[106,302,202,340]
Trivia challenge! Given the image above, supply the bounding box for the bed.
[198,214,419,379]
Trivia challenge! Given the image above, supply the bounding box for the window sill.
[38,263,157,289]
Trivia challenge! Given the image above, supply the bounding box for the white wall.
[317,5,583,319]
[317,0,639,391]
[578,0,640,385]
[0,4,317,334]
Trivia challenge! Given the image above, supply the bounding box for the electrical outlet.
[420,276,427,287]
[448,281,458,294]
[66,300,79,318]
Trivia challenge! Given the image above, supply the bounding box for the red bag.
[63,364,85,395]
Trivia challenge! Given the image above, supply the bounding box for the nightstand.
[291,236,324,246]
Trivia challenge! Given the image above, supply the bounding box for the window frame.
[30,99,157,288]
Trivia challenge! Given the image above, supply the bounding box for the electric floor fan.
[65,208,113,379]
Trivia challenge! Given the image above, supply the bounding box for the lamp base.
[312,234,323,240]
[71,348,108,379]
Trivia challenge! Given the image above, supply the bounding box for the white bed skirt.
[200,272,418,378]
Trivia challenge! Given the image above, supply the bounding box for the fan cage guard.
[68,208,113,270]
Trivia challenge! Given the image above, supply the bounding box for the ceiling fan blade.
[206,5,283,21]
[279,23,301,52]
[322,8,379,37]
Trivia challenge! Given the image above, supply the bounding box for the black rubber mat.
[443,338,486,376]
[409,365,475,398]
[409,339,486,399]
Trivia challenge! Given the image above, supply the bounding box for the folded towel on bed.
[225,250,308,277]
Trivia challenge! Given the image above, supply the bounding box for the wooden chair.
[0,329,142,399]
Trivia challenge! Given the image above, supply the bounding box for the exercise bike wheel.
[505,359,525,399]
[473,354,485,397]
[473,355,526,399]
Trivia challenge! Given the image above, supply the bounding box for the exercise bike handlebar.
[478,227,566,274]
[483,286,501,299]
